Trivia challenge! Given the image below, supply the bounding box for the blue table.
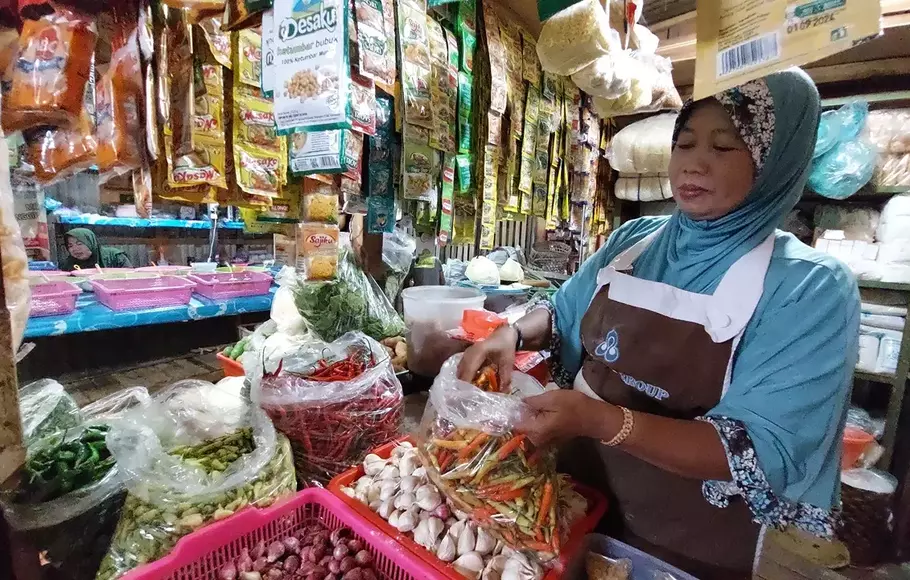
[25,288,274,338]
[56,214,246,230]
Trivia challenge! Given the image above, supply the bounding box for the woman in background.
[59,228,132,271]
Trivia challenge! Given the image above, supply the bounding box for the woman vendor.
[59,228,132,271]
[458,69,859,579]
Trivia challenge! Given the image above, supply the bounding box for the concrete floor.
[45,348,905,580]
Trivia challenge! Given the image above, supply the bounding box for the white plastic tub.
[401,286,485,377]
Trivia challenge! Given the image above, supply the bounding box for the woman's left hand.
[516,390,607,447]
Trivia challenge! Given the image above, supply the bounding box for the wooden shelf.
[858,280,910,292]
[855,369,900,384]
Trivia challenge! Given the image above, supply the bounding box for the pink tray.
[136,265,193,276]
[189,271,272,300]
[91,276,196,311]
[123,488,429,580]
[30,282,81,317]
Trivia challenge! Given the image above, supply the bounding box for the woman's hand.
[517,390,613,447]
[457,325,518,388]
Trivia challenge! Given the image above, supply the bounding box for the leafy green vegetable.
[294,248,405,342]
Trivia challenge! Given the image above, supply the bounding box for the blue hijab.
[632,69,821,292]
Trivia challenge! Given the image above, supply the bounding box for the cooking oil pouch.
[164,7,196,159]
[96,30,144,178]
[458,72,472,154]
[274,0,351,134]
[260,8,275,98]
[198,15,232,69]
[8,7,97,133]
[367,194,395,234]
[456,154,472,190]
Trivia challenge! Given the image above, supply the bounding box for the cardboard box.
[694,0,882,99]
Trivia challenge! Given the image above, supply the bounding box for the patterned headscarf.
[672,79,777,174]
[633,68,821,293]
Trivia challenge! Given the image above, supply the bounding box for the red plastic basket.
[189,271,272,300]
[328,436,608,580]
[217,353,245,377]
[122,488,431,580]
[29,281,82,317]
[91,276,197,311]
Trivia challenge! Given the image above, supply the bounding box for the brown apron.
[562,229,776,579]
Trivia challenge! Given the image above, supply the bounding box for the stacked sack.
[857,302,905,376]
[607,113,676,201]
[863,108,910,188]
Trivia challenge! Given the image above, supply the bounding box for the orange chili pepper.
[457,432,489,461]
[486,487,525,502]
[537,481,554,527]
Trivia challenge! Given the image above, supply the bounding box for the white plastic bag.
[607,113,678,174]
[0,126,30,353]
[18,379,82,447]
[571,51,632,100]
[537,0,618,76]
[877,195,910,243]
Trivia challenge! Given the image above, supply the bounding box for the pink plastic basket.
[91,276,196,311]
[123,488,430,580]
[30,281,81,317]
[189,271,272,300]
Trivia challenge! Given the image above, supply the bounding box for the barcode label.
[717,32,781,77]
[293,156,341,172]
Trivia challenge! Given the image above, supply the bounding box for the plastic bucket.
[842,427,875,469]
[401,287,485,377]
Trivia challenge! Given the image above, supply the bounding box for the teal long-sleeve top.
[550,216,859,534]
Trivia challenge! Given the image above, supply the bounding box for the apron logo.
[594,329,620,363]
[618,372,670,401]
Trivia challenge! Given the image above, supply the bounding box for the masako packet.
[273,0,351,133]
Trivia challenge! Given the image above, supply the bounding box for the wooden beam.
[805,57,910,84]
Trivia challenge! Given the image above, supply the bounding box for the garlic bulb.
[436,534,457,562]
[481,554,509,580]
[426,517,445,542]
[475,526,496,555]
[341,486,355,498]
[492,540,504,556]
[377,499,394,519]
[379,464,400,480]
[448,520,467,540]
[399,453,419,477]
[457,523,476,556]
[501,553,541,580]
[368,499,382,512]
[413,519,437,550]
[364,454,386,476]
[412,466,427,478]
[367,481,383,503]
[399,475,419,493]
[379,480,398,501]
[415,485,442,511]
[354,475,372,494]
[396,509,418,533]
[453,508,469,521]
[388,509,401,528]
[453,552,484,580]
[394,491,416,510]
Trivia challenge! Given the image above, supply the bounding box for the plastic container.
[328,436,608,580]
[122,488,429,580]
[216,353,244,377]
[842,427,876,469]
[188,271,273,300]
[91,276,196,311]
[562,534,697,580]
[191,261,218,274]
[83,270,158,292]
[136,265,193,276]
[29,281,82,317]
[402,286,485,377]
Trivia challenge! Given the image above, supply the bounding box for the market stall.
[0,0,909,579]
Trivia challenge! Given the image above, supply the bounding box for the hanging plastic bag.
[0,127,29,353]
[293,246,406,341]
[255,331,403,485]
[809,140,877,199]
[7,6,97,132]
[95,23,144,178]
[18,378,82,447]
[536,0,617,76]
[96,381,296,580]
[418,355,562,559]
[3,388,149,580]
[607,113,677,174]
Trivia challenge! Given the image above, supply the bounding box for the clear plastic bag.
[571,52,632,100]
[592,52,682,119]
[293,246,406,342]
[96,381,296,580]
[417,355,562,559]
[537,0,618,76]
[864,109,910,155]
[0,127,30,353]
[3,388,149,580]
[18,378,82,447]
[809,140,877,199]
[255,331,403,484]
[607,113,677,174]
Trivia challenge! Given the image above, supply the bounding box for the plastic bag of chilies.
[418,354,564,560]
[255,331,403,485]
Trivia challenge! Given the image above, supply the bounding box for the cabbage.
[465,256,501,286]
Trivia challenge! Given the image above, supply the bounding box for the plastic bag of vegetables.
[18,378,82,446]
[417,355,562,561]
[95,381,296,580]
[293,247,405,342]
[2,387,150,580]
[254,331,404,485]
